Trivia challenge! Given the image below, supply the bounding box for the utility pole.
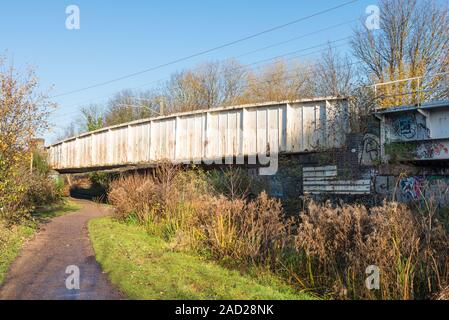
[30,151,33,174]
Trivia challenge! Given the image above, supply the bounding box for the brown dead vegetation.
[108,164,448,300]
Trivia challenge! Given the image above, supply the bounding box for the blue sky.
[0,0,374,142]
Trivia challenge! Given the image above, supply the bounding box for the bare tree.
[241,60,315,103]
[103,90,137,126]
[55,122,77,141]
[351,0,448,106]
[315,44,355,97]
[165,60,247,113]
[165,70,202,113]
[221,59,247,106]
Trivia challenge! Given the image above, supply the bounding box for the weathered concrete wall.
[259,155,306,214]
[385,112,429,141]
[380,103,449,161]
[414,140,449,160]
[299,110,449,207]
[374,174,449,206]
[302,162,449,207]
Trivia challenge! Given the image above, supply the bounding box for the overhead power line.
[235,19,357,59]
[58,24,355,113]
[51,0,359,98]
[51,37,352,120]
[51,42,356,122]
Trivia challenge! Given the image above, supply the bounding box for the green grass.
[0,198,81,285]
[88,217,314,300]
[32,198,82,221]
[0,224,34,284]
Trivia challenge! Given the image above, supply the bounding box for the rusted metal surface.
[48,98,349,172]
[303,166,372,195]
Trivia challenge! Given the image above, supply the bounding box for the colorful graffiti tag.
[400,176,424,200]
[374,175,449,206]
[415,141,449,159]
[396,175,449,203]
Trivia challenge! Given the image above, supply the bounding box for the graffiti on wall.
[400,176,424,201]
[359,133,380,166]
[415,141,449,159]
[358,116,381,166]
[390,113,430,141]
[375,175,395,196]
[396,176,449,203]
[374,175,449,205]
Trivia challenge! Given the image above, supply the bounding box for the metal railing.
[373,71,449,108]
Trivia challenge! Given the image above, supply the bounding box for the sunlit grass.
[32,198,82,221]
[88,217,314,300]
[0,224,34,285]
[0,198,82,285]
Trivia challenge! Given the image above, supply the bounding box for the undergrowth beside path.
[0,198,81,285]
[88,217,314,300]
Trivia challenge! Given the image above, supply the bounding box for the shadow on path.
[0,199,123,300]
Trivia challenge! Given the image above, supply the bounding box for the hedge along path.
[0,199,123,300]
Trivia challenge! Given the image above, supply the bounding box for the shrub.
[108,164,210,237]
[108,173,159,223]
[107,165,449,300]
[294,200,449,300]
[207,167,252,200]
[25,173,64,208]
[32,151,51,175]
[186,192,289,267]
[108,166,290,267]
[0,152,64,225]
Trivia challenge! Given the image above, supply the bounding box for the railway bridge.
[46,73,449,201]
[47,97,349,175]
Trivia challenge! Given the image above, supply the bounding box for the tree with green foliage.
[0,57,57,223]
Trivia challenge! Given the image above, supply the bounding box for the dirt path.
[0,199,123,300]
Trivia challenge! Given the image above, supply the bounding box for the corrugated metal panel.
[47,98,348,171]
[303,166,371,195]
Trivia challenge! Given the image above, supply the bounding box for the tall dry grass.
[294,200,449,299]
[183,192,290,267]
[107,165,449,300]
[108,164,288,267]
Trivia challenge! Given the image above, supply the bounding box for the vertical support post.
[107,129,112,165]
[127,125,133,164]
[417,77,421,107]
[160,98,165,116]
[75,137,80,168]
[379,115,386,163]
[29,151,33,174]
[238,108,247,164]
[285,103,292,151]
[174,116,180,162]
[61,141,65,169]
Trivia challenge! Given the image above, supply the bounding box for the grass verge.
[32,198,82,221]
[88,217,313,300]
[0,224,34,285]
[0,198,81,285]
